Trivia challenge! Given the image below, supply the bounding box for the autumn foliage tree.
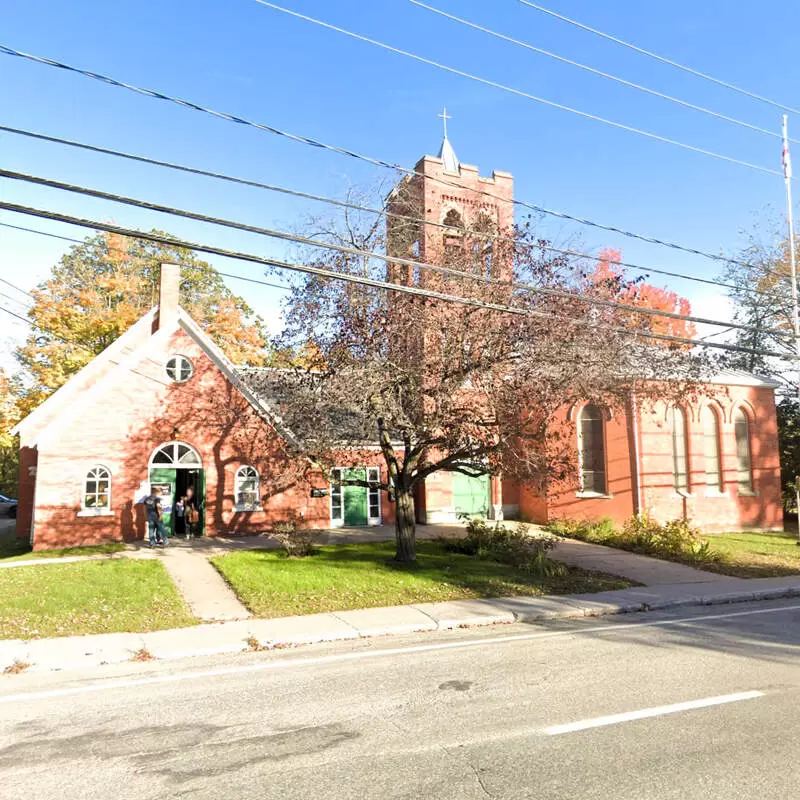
[16,231,269,397]
[1,231,272,496]
[587,248,697,342]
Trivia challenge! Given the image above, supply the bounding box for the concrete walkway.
[3,574,800,673]
[1,523,738,590]
[156,547,250,621]
[550,538,731,585]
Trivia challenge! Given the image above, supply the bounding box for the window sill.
[77,508,113,517]
[575,492,613,499]
[234,506,263,513]
[737,489,758,497]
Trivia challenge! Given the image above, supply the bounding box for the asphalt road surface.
[2,598,800,799]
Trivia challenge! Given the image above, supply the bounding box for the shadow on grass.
[212,540,634,619]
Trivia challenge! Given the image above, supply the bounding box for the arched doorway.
[148,442,204,537]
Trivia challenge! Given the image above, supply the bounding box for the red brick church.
[13,132,783,549]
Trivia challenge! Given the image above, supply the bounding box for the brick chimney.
[156,262,180,331]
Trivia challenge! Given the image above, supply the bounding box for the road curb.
[4,584,800,675]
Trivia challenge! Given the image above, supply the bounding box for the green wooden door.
[452,473,490,518]
[149,468,177,536]
[343,468,368,526]
[197,469,206,536]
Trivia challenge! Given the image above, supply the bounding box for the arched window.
[442,209,464,265]
[701,406,723,492]
[150,442,201,466]
[472,212,496,278]
[734,408,754,492]
[443,209,464,229]
[578,404,606,494]
[83,465,111,511]
[165,355,193,383]
[235,466,260,510]
[671,406,689,492]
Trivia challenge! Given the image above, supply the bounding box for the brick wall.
[25,328,395,550]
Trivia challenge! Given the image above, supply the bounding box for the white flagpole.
[782,115,800,541]
[783,116,800,356]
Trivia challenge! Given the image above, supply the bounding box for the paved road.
[2,599,800,799]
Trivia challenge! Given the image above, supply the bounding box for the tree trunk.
[394,484,416,562]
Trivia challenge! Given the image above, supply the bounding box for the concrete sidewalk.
[4,575,800,674]
[550,538,732,585]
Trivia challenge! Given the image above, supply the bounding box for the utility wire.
[250,2,778,176]
[0,52,775,271]
[1,165,790,339]
[0,197,794,360]
[518,0,800,116]
[411,1,795,145]
[1,124,782,298]
[0,291,30,309]
[0,275,33,298]
[0,219,83,245]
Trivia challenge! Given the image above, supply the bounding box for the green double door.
[332,467,380,526]
[452,473,490,518]
[148,467,205,536]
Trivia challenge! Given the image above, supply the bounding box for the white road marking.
[543,690,764,735]
[1,602,798,705]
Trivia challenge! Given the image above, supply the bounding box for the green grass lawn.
[0,560,197,639]
[702,530,800,579]
[0,528,126,562]
[211,540,634,618]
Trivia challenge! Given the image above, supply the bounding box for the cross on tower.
[438,106,452,139]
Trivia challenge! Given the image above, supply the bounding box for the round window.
[165,355,193,383]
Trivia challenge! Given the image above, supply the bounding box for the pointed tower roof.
[438,135,459,172]
[437,106,459,172]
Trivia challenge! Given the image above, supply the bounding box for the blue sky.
[1,0,797,371]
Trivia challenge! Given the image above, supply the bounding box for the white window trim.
[234,465,261,512]
[329,466,382,527]
[367,466,382,526]
[148,441,202,468]
[164,354,194,383]
[330,468,344,528]
[80,465,112,515]
[575,491,613,499]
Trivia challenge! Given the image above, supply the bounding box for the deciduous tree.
[269,201,709,562]
[17,231,270,395]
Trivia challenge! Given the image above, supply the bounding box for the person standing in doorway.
[175,494,185,536]
[144,487,167,547]
[182,486,200,539]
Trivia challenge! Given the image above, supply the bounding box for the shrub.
[549,514,720,564]
[270,516,323,557]
[443,519,565,576]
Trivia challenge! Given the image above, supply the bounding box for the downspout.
[629,390,642,516]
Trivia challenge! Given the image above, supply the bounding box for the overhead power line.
[1,124,782,298]
[411,1,795,145]
[0,275,34,298]
[0,291,30,309]
[518,0,800,116]
[1,165,790,339]
[0,197,794,360]
[250,2,778,176]
[0,219,83,245]
[0,51,773,271]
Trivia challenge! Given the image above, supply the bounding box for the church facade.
[12,136,784,550]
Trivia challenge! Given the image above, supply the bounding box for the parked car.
[0,495,17,518]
